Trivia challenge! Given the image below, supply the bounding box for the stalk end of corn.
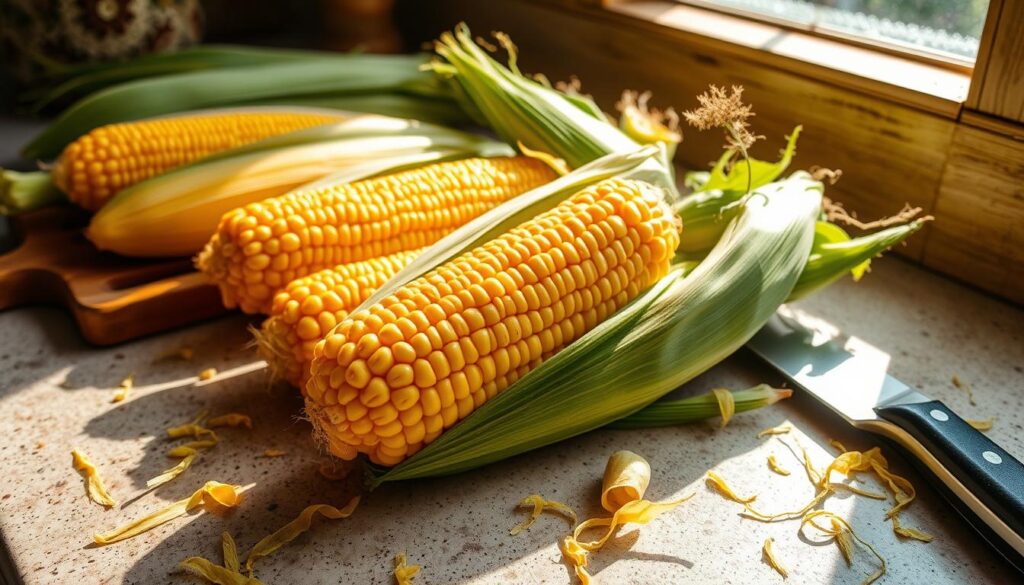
[1,169,64,215]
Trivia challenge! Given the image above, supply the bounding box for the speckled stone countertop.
[0,256,1021,585]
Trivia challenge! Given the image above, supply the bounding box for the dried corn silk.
[393,552,421,585]
[71,449,117,507]
[762,537,789,578]
[510,495,577,535]
[712,388,735,428]
[245,499,360,575]
[94,481,241,545]
[801,511,886,584]
[262,449,288,458]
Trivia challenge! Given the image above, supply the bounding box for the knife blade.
[748,306,1024,572]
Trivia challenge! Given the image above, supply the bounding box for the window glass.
[687,0,989,61]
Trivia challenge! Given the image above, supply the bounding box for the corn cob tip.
[195,234,240,309]
[252,321,302,384]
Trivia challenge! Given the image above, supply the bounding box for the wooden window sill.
[600,0,970,118]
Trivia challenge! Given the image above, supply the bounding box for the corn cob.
[304,178,681,466]
[257,249,421,386]
[197,156,556,314]
[51,109,343,211]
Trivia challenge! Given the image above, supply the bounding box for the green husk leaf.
[432,24,643,171]
[609,384,792,429]
[27,45,348,113]
[696,126,801,194]
[786,220,926,301]
[0,169,64,214]
[374,173,821,483]
[23,54,450,160]
[675,129,802,254]
[242,93,471,127]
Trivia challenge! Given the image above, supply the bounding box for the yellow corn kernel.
[51,110,342,211]
[305,178,680,465]
[197,156,556,314]
[256,249,420,387]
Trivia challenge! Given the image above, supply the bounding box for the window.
[682,0,989,64]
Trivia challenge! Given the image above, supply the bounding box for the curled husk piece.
[94,481,241,545]
[562,451,691,583]
[71,449,117,508]
[245,498,360,575]
[510,495,577,535]
[762,536,789,578]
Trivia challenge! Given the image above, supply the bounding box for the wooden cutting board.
[0,206,228,345]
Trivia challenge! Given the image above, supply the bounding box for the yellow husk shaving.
[223,531,240,573]
[112,374,134,402]
[394,552,421,585]
[712,388,735,428]
[149,414,221,488]
[167,423,217,440]
[706,471,756,503]
[147,452,200,489]
[951,373,976,405]
[801,511,886,584]
[180,557,262,585]
[71,449,117,508]
[208,414,253,429]
[510,494,578,535]
[199,368,218,381]
[966,418,993,431]
[561,451,691,583]
[94,481,241,545]
[767,454,790,476]
[177,531,255,584]
[762,536,788,578]
[758,424,792,438]
[262,449,288,458]
[244,498,360,575]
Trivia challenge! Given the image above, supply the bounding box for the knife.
[747,306,1024,572]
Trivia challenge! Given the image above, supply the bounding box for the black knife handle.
[877,400,1024,539]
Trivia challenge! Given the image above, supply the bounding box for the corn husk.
[27,44,349,113]
[86,115,514,257]
[23,53,461,160]
[786,220,926,301]
[609,385,791,428]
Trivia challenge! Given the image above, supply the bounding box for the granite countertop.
[0,252,1021,584]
